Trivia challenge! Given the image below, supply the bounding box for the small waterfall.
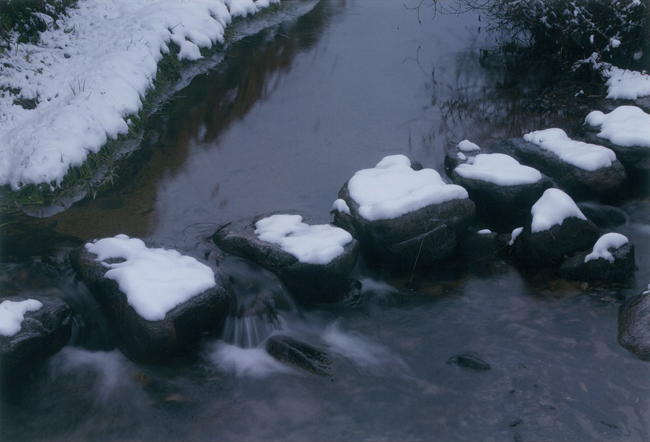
[221,312,285,348]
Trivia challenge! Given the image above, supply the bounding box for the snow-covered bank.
[0,0,281,190]
[603,66,650,100]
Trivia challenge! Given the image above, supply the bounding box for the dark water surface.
[2,0,650,440]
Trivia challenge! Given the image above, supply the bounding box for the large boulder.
[493,129,626,201]
[0,293,72,385]
[72,235,231,362]
[512,188,599,267]
[559,233,635,283]
[584,106,650,193]
[335,155,475,269]
[451,153,552,231]
[619,288,650,361]
[213,212,359,305]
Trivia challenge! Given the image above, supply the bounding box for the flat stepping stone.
[73,234,231,362]
[213,212,359,305]
[335,154,475,269]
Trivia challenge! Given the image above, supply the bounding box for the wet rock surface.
[265,334,331,375]
[619,291,650,361]
[72,246,232,363]
[213,211,359,305]
[447,352,491,371]
[559,243,635,283]
[0,292,72,385]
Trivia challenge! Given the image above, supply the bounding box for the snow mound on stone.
[455,153,543,185]
[585,106,650,148]
[530,188,587,233]
[255,214,353,265]
[509,227,523,246]
[584,232,629,263]
[0,299,43,337]
[332,199,350,215]
[85,234,216,321]
[604,67,650,100]
[523,128,617,171]
[457,140,481,152]
[348,155,468,221]
[0,0,280,189]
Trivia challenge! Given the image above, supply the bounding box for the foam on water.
[209,341,294,378]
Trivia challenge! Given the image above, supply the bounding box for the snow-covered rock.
[0,294,72,385]
[444,140,481,174]
[451,153,551,231]
[604,67,650,100]
[73,235,231,362]
[559,233,635,283]
[495,130,626,200]
[585,106,650,190]
[213,212,359,304]
[512,189,599,267]
[0,0,281,189]
[336,155,474,269]
[619,290,650,361]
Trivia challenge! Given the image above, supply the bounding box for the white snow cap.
[585,106,650,148]
[332,199,351,215]
[477,229,492,235]
[347,155,468,221]
[509,227,523,246]
[0,299,43,337]
[455,153,543,186]
[530,188,587,233]
[457,140,481,152]
[584,233,629,263]
[0,0,280,189]
[604,67,650,100]
[85,235,216,321]
[523,128,617,171]
[255,214,353,265]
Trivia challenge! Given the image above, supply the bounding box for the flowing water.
[2,0,650,440]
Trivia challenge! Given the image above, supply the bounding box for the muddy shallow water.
[2,0,650,440]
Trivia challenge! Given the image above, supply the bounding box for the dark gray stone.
[265,334,331,375]
[335,180,475,270]
[578,202,628,228]
[0,293,72,384]
[451,167,552,231]
[447,352,491,371]
[559,243,635,283]
[493,138,627,201]
[619,291,650,361]
[71,246,232,363]
[513,217,600,268]
[213,211,359,305]
[461,230,509,262]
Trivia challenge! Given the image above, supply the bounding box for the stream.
[2,0,649,440]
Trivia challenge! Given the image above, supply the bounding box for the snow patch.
[332,198,351,215]
[530,188,587,233]
[0,299,43,337]
[255,214,353,265]
[584,232,629,263]
[523,128,617,171]
[455,153,543,185]
[457,140,481,152]
[509,227,523,246]
[586,106,650,148]
[348,155,468,221]
[0,0,280,188]
[604,67,650,100]
[85,234,216,321]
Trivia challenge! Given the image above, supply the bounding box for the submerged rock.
[336,155,475,269]
[265,334,331,375]
[451,153,552,231]
[447,352,491,371]
[494,130,626,201]
[213,212,359,305]
[0,293,72,384]
[512,189,599,267]
[559,233,635,283]
[619,289,650,361]
[72,235,231,362]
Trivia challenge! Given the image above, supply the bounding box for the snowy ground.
[0,0,279,190]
